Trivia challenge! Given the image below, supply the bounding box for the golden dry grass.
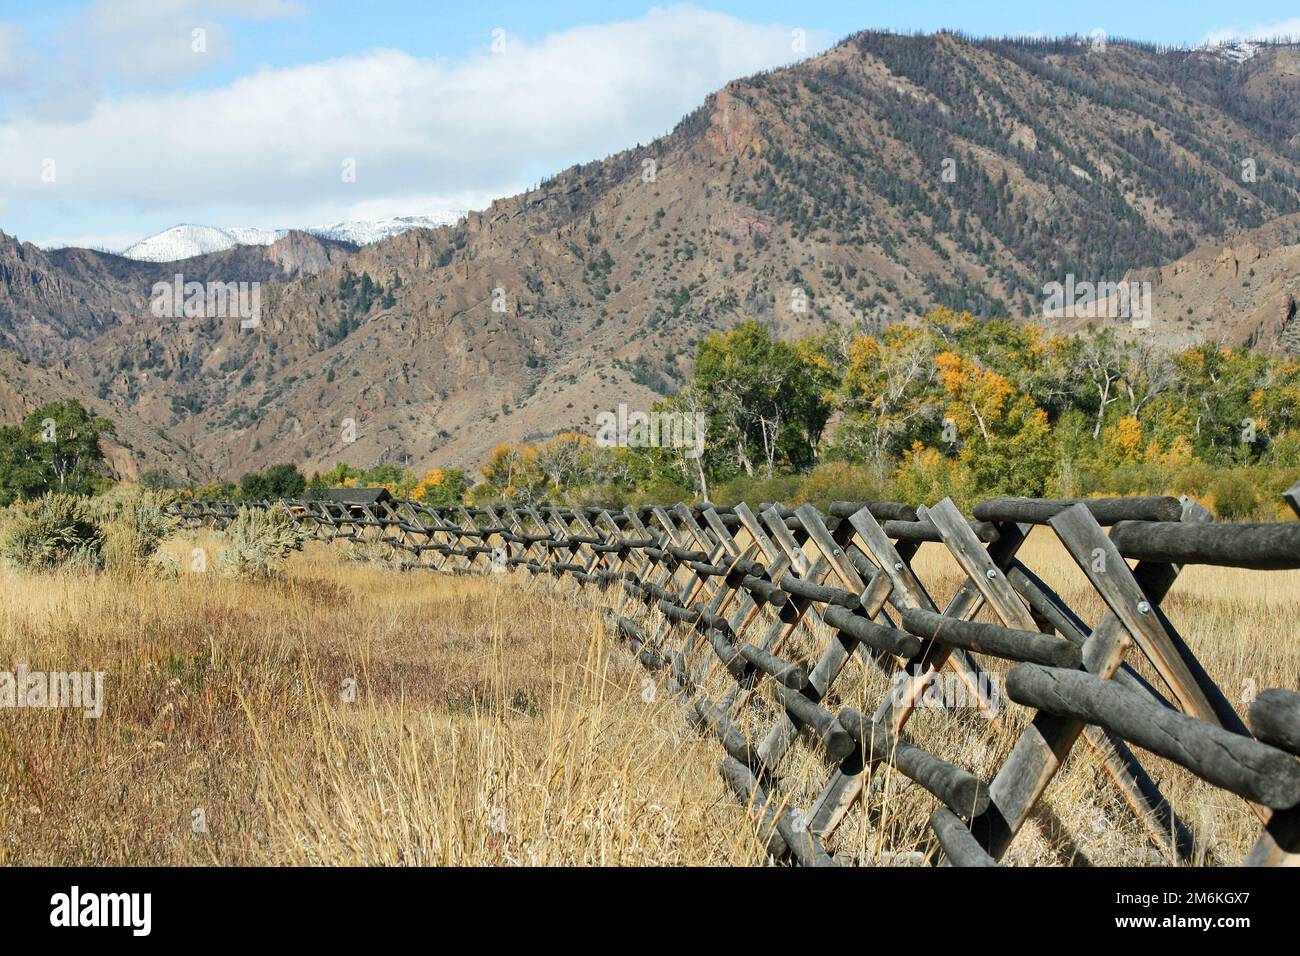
[0,533,760,865]
[0,525,1295,866]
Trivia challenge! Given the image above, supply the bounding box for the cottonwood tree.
[239,463,306,500]
[835,325,940,481]
[1074,328,1128,439]
[0,401,114,504]
[1120,340,1179,421]
[690,320,833,480]
[936,350,1053,496]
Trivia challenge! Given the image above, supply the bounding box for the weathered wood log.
[1005,562,1089,644]
[658,600,699,624]
[741,576,788,607]
[930,808,998,867]
[666,544,709,563]
[688,557,765,580]
[718,757,789,859]
[771,685,855,761]
[613,616,664,670]
[828,500,918,522]
[694,696,759,766]
[737,643,809,691]
[900,607,1082,668]
[845,545,880,583]
[779,572,861,609]
[697,609,733,635]
[614,615,645,641]
[974,496,1182,525]
[1249,689,1300,757]
[641,581,677,603]
[1109,520,1300,570]
[726,557,767,579]
[884,516,1000,543]
[1006,664,1300,809]
[839,708,990,817]
[704,627,748,681]
[761,505,841,537]
[821,605,922,659]
[719,757,835,866]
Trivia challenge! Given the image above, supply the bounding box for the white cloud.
[32,231,142,253]
[331,190,505,222]
[1202,17,1300,45]
[6,0,303,120]
[0,22,24,87]
[1,5,819,235]
[72,0,302,85]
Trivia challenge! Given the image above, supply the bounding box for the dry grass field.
[0,526,1295,866]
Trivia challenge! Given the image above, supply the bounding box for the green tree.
[690,320,833,481]
[239,464,306,500]
[0,401,113,505]
[138,468,175,491]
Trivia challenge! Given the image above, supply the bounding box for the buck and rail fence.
[173,487,1300,867]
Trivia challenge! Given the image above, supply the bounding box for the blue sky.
[1,1,1297,250]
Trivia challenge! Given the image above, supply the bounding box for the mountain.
[121,225,286,262]
[5,31,1300,480]
[0,349,211,482]
[297,215,467,247]
[0,229,358,359]
[1055,212,1300,351]
[117,215,465,262]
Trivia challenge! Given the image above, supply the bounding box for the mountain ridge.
[5,31,1300,480]
[114,214,467,262]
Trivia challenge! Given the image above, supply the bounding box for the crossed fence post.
[170,489,1300,867]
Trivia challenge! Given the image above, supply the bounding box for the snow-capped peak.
[114,213,464,263]
[304,214,463,246]
[121,224,284,262]
[1206,41,1261,63]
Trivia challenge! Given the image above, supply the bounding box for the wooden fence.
[173,488,1300,867]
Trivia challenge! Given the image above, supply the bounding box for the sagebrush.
[0,493,105,571]
[218,502,310,578]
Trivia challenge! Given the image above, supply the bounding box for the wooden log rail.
[171,485,1300,867]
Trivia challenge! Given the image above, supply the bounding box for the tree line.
[4,310,1298,520]
[462,311,1300,519]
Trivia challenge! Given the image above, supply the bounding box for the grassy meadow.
[0,526,1294,866]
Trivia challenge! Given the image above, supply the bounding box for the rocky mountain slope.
[1056,212,1300,350]
[0,349,210,482]
[4,32,1300,480]
[0,230,357,359]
